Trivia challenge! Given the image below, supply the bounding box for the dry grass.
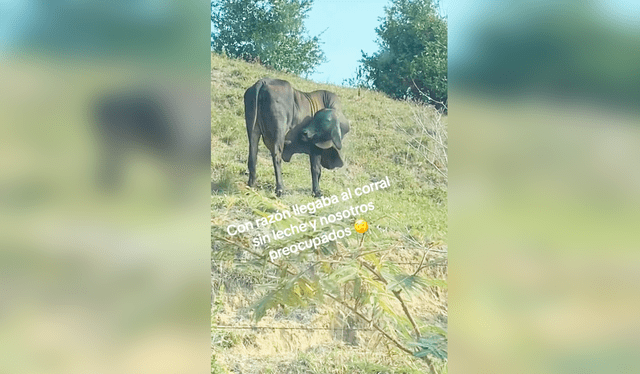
[212,53,447,374]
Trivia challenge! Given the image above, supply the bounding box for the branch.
[411,78,447,111]
[359,259,422,340]
[325,293,413,355]
[359,259,387,284]
[392,289,421,339]
[326,293,436,373]
[216,237,437,372]
[213,235,296,275]
[412,250,429,277]
[387,109,447,178]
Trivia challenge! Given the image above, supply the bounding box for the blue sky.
[304,0,390,85]
[305,0,449,85]
[3,0,639,79]
[305,0,640,85]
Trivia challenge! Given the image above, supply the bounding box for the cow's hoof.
[275,189,283,197]
[313,190,322,198]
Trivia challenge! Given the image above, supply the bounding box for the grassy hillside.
[212,52,448,374]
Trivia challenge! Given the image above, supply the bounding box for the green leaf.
[408,333,448,360]
[212,0,325,75]
[252,289,280,322]
[353,276,362,300]
[388,273,447,294]
[376,294,400,319]
[331,263,359,284]
[363,252,381,270]
[354,0,447,108]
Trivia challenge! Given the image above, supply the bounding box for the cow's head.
[301,108,343,149]
[300,108,349,169]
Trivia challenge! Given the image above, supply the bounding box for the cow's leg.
[272,141,285,197]
[310,146,322,197]
[247,126,260,187]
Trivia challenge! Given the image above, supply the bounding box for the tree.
[355,0,447,108]
[211,0,325,76]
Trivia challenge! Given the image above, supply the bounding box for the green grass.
[211,52,447,373]
[212,52,447,240]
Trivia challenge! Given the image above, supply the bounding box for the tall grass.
[212,52,447,373]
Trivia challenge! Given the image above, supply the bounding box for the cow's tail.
[244,80,263,136]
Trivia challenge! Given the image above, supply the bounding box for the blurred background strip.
[0,1,211,373]
[449,0,640,373]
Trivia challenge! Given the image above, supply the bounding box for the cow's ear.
[331,125,342,150]
[320,148,344,169]
[336,111,350,135]
[340,120,350,136]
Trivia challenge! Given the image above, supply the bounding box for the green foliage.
[408,332,447,361]
[346,360,425,374]
[250,245,447,364]
[253,267,322,321]
[211,354,228,374]
[353,0,447,108]
[454,3,640,111]
[211,53,448,372]
[279,351,430,373]
[212,283,225,315]
[211,0,325,76]
[212,329,241,349]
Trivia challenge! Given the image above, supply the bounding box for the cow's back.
[251,79,294,151]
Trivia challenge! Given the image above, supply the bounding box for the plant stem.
[359,260,422,339]
[393,289,421,339]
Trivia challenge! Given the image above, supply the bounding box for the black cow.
[244,78,350,197]
[92,86,209,195]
